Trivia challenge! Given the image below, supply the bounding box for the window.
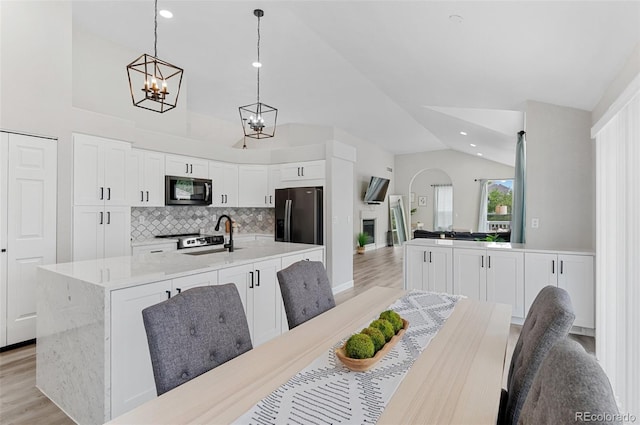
[484,179,513,231]
[433,184,453,231]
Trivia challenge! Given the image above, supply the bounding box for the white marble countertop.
[41,240,322,291]
[404,238,594,255]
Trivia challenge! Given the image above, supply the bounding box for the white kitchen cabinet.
[280,249,325,269]
[218,259,283,346]
[128,149,165,207]
[209,161,239,207]
[74,134,130,207]
[280,160,325,182]
[0,132,57,347]
[453,248,524,318]
[131,242,177,256]
[165,154,208,179]
[267,165,281,207]
[405,245,453,294]
[73,206,131,261]
[110,272,217,419]
[453,248,486,300]
[524,252,594,328]
[238,165,270,207]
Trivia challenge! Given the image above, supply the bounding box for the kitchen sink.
[182,247,242,256]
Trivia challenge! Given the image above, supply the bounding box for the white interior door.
[6,134,57,345]
[0,135,8,346]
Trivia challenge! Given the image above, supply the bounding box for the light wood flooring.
[0,246,594,424]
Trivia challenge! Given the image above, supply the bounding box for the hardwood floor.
[0,246,594,424]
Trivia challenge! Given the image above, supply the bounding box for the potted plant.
[357,232,367,254]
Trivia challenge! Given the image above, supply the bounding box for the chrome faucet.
[214,215,234,252]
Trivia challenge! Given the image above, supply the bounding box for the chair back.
[501,285,576,425]
[518,338,620,425]
[142,284,252,395]
[277,260,335,329]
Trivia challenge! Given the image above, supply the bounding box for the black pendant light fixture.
[239,9,278,139]
[126,0,183,113]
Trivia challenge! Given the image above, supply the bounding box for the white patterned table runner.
[234,291,461,425]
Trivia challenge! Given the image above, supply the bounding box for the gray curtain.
[511,131,526,243]
[477,179,489,232]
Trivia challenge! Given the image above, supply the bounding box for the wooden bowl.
[335,319,409,372]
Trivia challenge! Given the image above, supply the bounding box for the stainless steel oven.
[165,176,212,206]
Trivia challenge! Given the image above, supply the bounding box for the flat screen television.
[363,176,390,204]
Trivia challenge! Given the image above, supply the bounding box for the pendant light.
[126,0,183,113]
[239,9,278,139]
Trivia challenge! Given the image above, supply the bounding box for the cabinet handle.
[146,191,149,202]
[99,211,103,225]
[249,271,254,289]
[166,290,171,299]
[429,251,432,263]
[560,260,564,274]
[190,164,193,174]
[100,187,104,200]
[186,163,189,173]
[225,194,228,203]
[150,250,162,253]
[141,191,144,202]
[481,255,484,268]
[552,260,555,274]
[107,211,111,224]
[423,251,427,263]
[176,288,182,294]
[107,187,111,200]
[301,167,304,176]
[265,195,268,204]
[256,270,260,286]
[297,167,301,177]
[269,195,272,204]
[488,255,491,269]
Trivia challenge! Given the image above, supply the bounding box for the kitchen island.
[36,240,324,425]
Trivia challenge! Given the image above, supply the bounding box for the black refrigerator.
[275,187,323,245]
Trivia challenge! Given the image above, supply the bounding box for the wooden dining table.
[108,286,511,425]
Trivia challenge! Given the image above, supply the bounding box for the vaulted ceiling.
[72,1,640,165]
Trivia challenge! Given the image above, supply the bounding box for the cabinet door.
[404,246,428,290]
[210,161,239,207]
[189,158,209,179]
[74,135,105,206]
[249,258,282,346]
[453,248,486,300]
[103,206,131,259]
[218,264,252,318]
[111,280,172,419]
[172,271,218,294]
[73,206,104,261]
[267,165,281,206]
[429,247,453,294]
[103,141,130,206]
[558,254,594,328]
[238,165,269,207]
[524,252,558,314]
[487,251,524,318]
[299,161,325,180]
[165,154,192,177]
[128,149,145,207]
[143,151,165,207]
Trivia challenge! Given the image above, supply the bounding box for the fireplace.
[362,218,375,246]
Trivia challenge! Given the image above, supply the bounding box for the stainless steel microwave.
[165,176,212,206]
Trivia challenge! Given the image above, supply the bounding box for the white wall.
[524,101,594,251]
[395,150,515,234]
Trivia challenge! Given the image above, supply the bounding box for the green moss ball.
[361,327,386,352]
[369,319,395,342]
[345,333,375,359]
[379,310,404,333]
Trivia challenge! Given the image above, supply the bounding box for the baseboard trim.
[0,338,36,353]
[332,280,354,295]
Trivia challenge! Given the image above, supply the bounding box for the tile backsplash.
[131,206,275,241]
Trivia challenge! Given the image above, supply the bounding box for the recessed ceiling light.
[460,131,467,136]
[159,9,173,19]
[449,15,463,24]
[477,153,483,156]
[252,61,262,68]
[470,143,477,147]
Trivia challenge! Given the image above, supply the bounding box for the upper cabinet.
[165,154,208,179]
[74,134,130,206]
[128,149,165,207]
[209,161,239,207]
[280,160,325,183]
[238,165,271,208]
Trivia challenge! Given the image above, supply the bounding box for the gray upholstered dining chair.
[142,284,253,395]
[499,285,576,425]
[517,338,620,425]
[277,260,335,329]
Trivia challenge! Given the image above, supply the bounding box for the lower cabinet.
[110,272,217,419]
[524,252,594,328]
[281,249,325,269]
[405,245,453,293]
